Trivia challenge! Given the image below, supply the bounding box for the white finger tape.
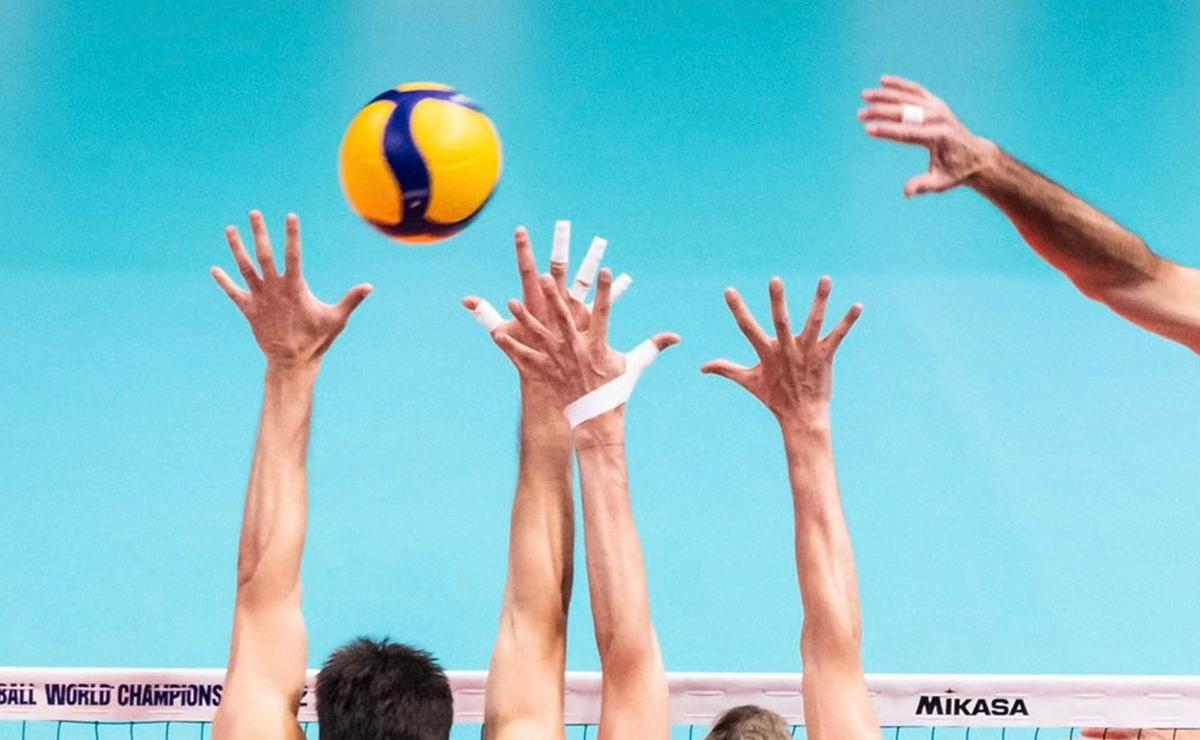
[563,339,660,428]
[470,299,505,332]
[551,220,571,264]
[610,273,632,303]
[569,236,608,301]
[901,103,925,125]
[586,273,633,311]
[624,339,659,373]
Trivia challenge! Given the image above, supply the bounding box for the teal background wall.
[2,0,1199,683]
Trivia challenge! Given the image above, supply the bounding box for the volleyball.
[338,83,502,244]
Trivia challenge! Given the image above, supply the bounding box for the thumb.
[337,283,374,317]
[904,171,954,198]
[466,297,506,333]
[701,359,751,384]
[650,332,681,352]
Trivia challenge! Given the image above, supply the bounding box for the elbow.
[801,613,863,665]
[235,560,259,592]
[496,602,569,655]
[596,628,663,681]
[235,539,264,591]
[1071,264,1200,354]
[1072,242,1161,303]
[497,572,574,646]
[1072,270,1138,305]
[1073,278,1111,304]
[235,567,300,609]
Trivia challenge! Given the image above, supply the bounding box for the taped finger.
[569,236,608,301]
[858,103,904,122]
[901,103,925,125]
[551,220,571,265]
[587,272,632,311]
[469,299,506,332]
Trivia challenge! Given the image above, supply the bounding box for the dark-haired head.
[316,637,453,740]
[705,704,791,740]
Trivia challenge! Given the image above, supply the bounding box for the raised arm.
[464,225,584,740]
[703,277,877,740]
[859,75,1200,353]
[495,272,678,740]
[210,212,371,739]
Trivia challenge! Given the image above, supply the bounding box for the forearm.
[969,145,1163,293]
[575,413,657,670]
[485,383,575,731]
[235,363,317,602]
[781,417,863,663]
[500,380,574,629]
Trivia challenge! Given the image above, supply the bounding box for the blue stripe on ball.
[380,95,431,226]
[368,188,496,241]
[368,88,485,230]
[368,218,466,240]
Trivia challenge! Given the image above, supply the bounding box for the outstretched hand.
[497,272,678,421]
[858,74,996,198]
[703,276,861,426]
[463,223,631,385]
[211,211,372,370]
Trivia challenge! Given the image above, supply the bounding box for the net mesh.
[3,671,1197,740]
[2,724,1197,739]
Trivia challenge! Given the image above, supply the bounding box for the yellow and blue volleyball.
[338,83,502,244]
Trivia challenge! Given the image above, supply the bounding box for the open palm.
[703,276,862,425]
[211,211,372,368]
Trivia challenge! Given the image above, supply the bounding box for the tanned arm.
[468,227,577,740]
[494,271,679,740]
[574,411,666,740]
[859,74,1200,353]
[210,212,372,740]
[703,277,877,740]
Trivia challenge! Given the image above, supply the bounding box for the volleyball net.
[2,669,1198,739]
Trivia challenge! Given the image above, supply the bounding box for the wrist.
[265,361,320,388]
[520,390,571,453]
[775,405,832,436]
[520,378,560,408]
[520,380,568,427]
[571,408,626,449]
[260,361,318,428]
[964,136,1003,190]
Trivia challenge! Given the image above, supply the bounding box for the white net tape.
[2,669,1199,736]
